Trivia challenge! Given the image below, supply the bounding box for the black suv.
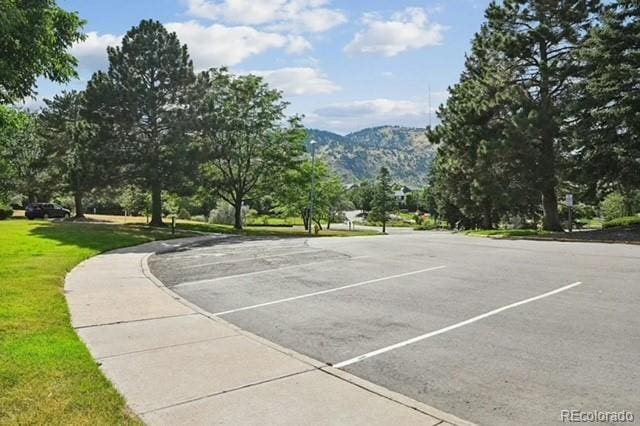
[25,203,71,220]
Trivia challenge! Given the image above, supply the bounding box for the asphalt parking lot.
[149,232,640,425]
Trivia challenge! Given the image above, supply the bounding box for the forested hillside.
[307,126,435,186]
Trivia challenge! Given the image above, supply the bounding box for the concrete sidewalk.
[65,236,473,425]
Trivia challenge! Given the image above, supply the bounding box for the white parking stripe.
[332,281,583,369]
[212,265,447,316]
[180,249,326,269]
[174,256,369,288]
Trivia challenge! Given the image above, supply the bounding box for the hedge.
[0,205,13,220]
[602,216,640,229]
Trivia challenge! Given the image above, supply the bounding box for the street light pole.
[308,140,317,236]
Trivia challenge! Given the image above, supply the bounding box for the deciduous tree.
[0,0,85,103]
[197,68,305,229]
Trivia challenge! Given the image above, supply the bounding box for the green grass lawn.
[245,215,305,226]
[0,220,184,425]
[173,221,381,237]
[466,229,552,238]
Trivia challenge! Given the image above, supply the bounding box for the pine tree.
[370,167,395,233]
[574,0,640,209]
[429,25,539,229]
[39,90,116,217]
[484,0,601,230]
[86,20,196,226]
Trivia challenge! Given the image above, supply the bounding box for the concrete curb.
[142,253,474,426]
[67,236,475,425]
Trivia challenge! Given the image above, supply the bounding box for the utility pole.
[308,140,317,236]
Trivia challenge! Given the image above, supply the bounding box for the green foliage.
[273,158,348,230]
[466,229,552,238]
[39,90,118,217]
[196,68,306,229]
[117,186,150,216]
[0,220,181,424]
[0,106,54,203]
[348,181,374,212]
[601,192,640,221]
[414,220,445,231]
[0,0,85,103]
[369,167,395,232]
[0,204,13,220]
[430,0,603,231]
[85,20,196,226]
[573,1,640,197]
[602,216,640,229]
[208,201,250,226]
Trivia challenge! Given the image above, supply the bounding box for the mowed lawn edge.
[0,220,187,425]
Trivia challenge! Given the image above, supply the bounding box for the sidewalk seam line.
[73,312,198,330]
[96,334,239,360]
[139,368,317,415]
[319,367,448,423]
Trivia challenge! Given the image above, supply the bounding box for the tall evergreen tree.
[430,25,538,229]
[39,90,116,217]
[370,166,395,233]
[574,0,640,210]
[87,20,196,226]
[484,0,601,230]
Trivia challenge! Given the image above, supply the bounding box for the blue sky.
[27,0,490,134]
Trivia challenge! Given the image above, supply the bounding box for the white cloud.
[344,7,446,57]
[286,35,312,54]
[251,67,340,96]
[166,21,304,68]
[71,31,121,71]
[306,97,445,133]
[184,0,347,33]
[315,98,425,118]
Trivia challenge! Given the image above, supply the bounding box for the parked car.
[25,203,71,220]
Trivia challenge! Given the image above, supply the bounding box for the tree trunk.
[382,220,386,234]
[481,202,492,229]
[74,191,85,218]
[541,185,563,231]
[150,183,164,227]
[301,208,309,230]
[233,201,243,230]
[538,39,563,232]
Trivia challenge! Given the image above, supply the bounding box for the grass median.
[0,220,184,424]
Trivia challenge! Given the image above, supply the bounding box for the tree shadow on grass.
[27,221,300,255]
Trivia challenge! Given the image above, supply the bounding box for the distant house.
[394,186,412,205]
[344,183,358,191]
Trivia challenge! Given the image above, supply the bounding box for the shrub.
[208,201,250,225]
[190,215,206,223]
[177,208,191,220]
[414,220,444,231]
[0,204,13,220]
[602,216,640,229]
[601,192,640,221]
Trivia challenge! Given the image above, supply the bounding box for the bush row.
[602,216,640,229]
[0,205,14,220]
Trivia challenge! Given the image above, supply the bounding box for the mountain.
[307,126,436,187]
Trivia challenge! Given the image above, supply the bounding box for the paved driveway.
[149,232,640,425]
